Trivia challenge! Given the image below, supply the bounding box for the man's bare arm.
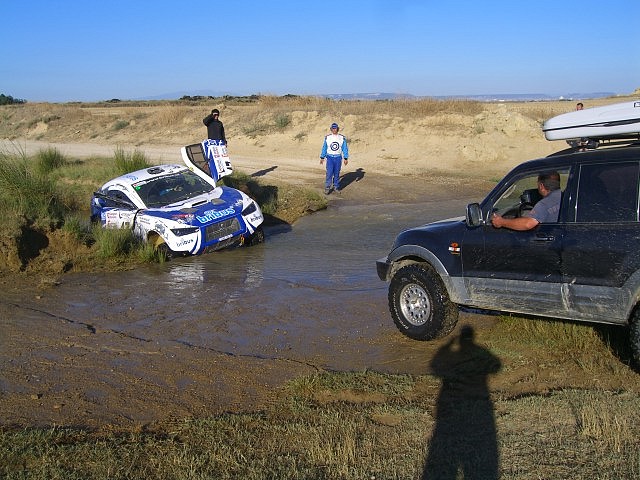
[491,214,539,231]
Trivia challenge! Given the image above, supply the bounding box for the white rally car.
[90,140,264,256]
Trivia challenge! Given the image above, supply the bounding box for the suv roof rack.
[548,136,640,157]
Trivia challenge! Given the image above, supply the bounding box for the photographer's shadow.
[422,325,502,480]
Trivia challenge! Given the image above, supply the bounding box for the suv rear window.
[575,162,640,223]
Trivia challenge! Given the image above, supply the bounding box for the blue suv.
[377,140,640,368]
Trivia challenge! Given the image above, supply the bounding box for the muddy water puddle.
[1,195,497,426]
[40,199,478,375]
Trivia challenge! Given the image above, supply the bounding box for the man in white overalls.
[319,122,349,194]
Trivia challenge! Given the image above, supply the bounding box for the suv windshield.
[134,171,215,207]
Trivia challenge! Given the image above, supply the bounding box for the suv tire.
[629,309,640,370]
[388,264,459,340]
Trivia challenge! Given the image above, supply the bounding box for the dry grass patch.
[153,105,192,127]
[2,374,639,479]
[257,95,484,118]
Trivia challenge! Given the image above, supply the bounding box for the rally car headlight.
[242,202,257,216]
[171,227,199,236]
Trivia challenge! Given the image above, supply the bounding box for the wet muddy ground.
[0,174,496,429]
[3,173,638,431]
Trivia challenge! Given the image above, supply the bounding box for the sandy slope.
[3,97,633,188]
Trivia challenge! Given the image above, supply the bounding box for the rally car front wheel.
[244,226,265,247]
[151,234,175,260]
[388,263,458,340]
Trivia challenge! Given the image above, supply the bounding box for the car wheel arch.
[147,232,165,248]
[388,245,449,279]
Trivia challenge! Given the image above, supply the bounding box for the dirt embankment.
[2,96,631,184]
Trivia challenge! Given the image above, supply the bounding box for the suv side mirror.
[466,203,483,227]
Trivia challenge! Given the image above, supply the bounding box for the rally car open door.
[181,140,233,184]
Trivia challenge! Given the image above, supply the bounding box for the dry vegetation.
[2,94,633,181]
[4,94,638,195]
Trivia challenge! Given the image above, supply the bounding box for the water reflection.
[166,262,206,291]
[164,248,265,300]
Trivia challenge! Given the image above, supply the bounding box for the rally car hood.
[144,186,244,224]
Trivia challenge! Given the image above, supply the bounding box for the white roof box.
[543,100,640,141]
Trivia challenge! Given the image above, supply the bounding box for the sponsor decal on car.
[176,238,195,247]
[247,213,263,224]
[196,207,236,224]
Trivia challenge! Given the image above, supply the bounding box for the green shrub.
[62,215,93,246]
[90,224,168,263]
[274,113,291,129]
[35,147,67,174]
[242,122,270,137]
[112,119,129,131]
[0,155,66,224]
[136,242,167,263]
[113,147,151,175]
[91,225,141,259]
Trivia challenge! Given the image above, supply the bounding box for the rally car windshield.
[134,171,215,208]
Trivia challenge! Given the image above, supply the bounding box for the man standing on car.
[320,122,349,194]
[491,172,561,230]
[203,108,227,145]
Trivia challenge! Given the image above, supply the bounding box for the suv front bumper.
[376,257,391,281]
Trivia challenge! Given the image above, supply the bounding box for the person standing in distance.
[320,122,349,194]
[203,108,227,144]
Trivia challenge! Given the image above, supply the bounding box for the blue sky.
[2,0,639,102]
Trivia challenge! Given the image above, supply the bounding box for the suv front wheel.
[629,308,640,370]
[388,264,459,340]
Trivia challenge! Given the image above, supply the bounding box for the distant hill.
[323,92,618,102]
[139,90,234,101]
[139,90,618,102]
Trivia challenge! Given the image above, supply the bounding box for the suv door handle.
[533,234,555,242]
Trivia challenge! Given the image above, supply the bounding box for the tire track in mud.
[3,299,324,372]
